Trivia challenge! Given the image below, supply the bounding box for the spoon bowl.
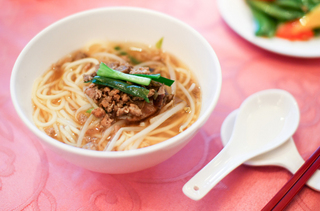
[221,109,320,191]
[183,89,300,200]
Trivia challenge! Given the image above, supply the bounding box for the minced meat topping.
[83,62,173,127]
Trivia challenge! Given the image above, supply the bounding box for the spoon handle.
[285,149,320,191]
[183,145,246,200]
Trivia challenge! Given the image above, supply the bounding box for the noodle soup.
[32,40,201,151]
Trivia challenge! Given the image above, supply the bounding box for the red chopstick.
[262,146,320,211]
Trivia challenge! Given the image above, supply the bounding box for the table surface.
[1,0,320,210]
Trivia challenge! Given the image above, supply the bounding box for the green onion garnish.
[92,76,150,103]
[97,62,151,86]
[156,37,164,49]
[134,74,175,86]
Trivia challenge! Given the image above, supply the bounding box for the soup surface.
[32,40,201,151]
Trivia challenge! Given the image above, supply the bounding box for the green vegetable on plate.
[250,6,277,37]
[247,0,305,21]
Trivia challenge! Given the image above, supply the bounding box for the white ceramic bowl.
[10,7,221,174]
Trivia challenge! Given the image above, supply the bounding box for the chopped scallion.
[156,37,164,49]
[86,108,94,113]
[114,46,121,51]
[92,76,150,103]
[134,74,175,86]
[97,62,151,86]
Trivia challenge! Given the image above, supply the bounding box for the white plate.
[217,0,320,58]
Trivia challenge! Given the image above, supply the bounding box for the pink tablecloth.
[1,0,320,210]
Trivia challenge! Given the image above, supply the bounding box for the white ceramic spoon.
[183,89,300,200]
[221,109,320,191]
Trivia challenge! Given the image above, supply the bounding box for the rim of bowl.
[10,6,222,158]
